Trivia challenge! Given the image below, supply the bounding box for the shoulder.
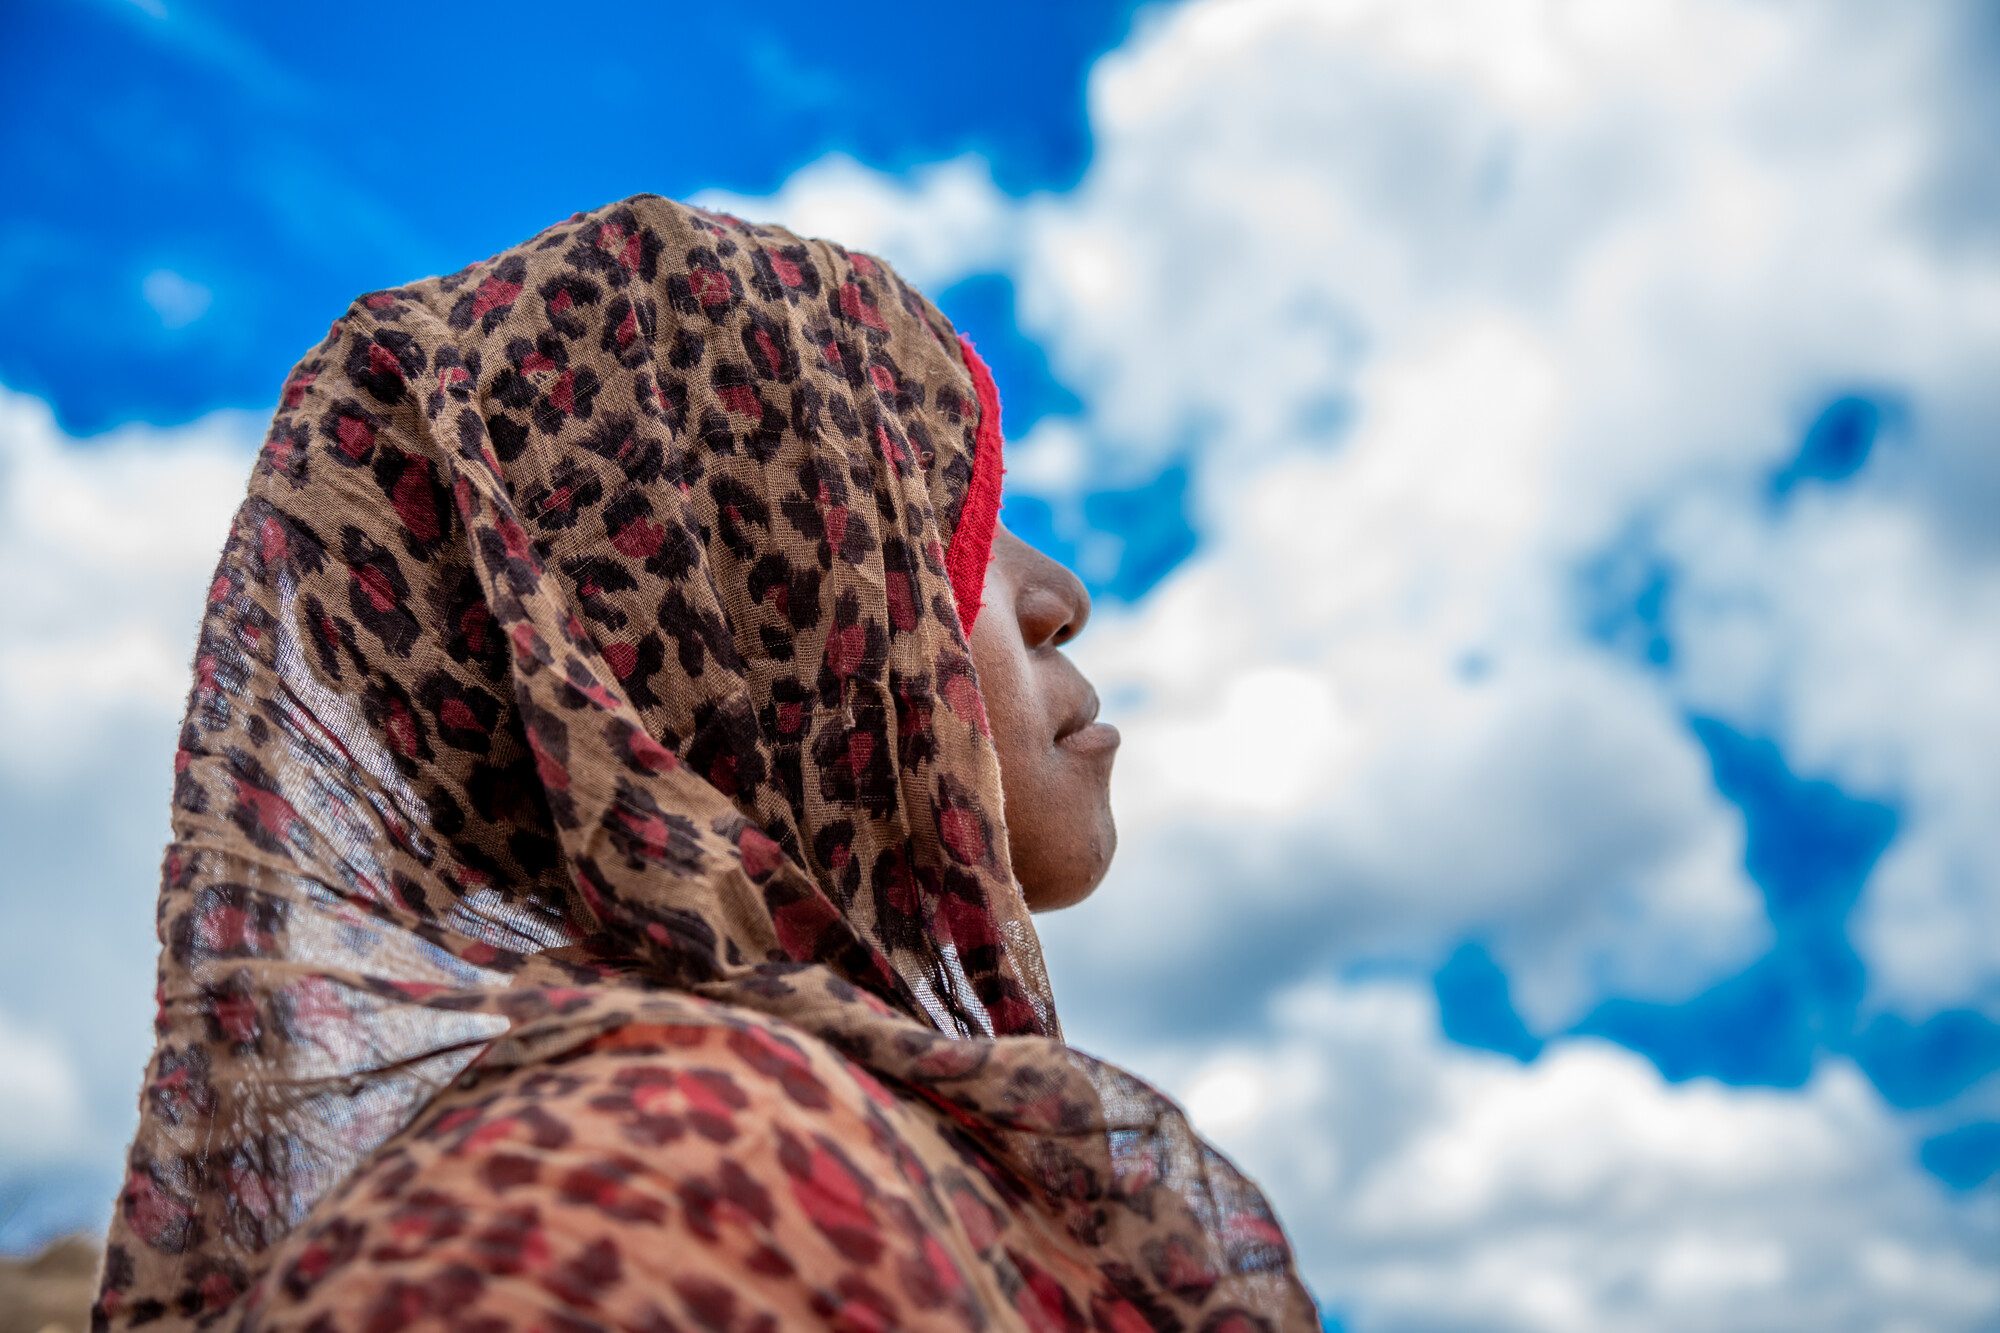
[243,1004,1002,1331]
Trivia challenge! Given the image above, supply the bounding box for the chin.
[1019,804,1118,913]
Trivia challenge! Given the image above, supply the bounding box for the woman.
[95,193,1316,1330]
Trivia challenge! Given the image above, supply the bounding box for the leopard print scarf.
[95,193,1315,1329]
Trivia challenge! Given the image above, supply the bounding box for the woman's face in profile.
[968,522,1118,912]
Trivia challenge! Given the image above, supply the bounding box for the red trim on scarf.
[948,334,1006,635]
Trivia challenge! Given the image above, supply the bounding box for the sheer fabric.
[95,193,1315,1329]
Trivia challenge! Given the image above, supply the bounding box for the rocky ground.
[0,1237,95,1333]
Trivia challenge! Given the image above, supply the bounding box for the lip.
[1054,682,1103,745]
[1056,720,1121,754]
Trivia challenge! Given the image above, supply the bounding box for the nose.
[1019,556,1092,650]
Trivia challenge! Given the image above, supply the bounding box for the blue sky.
[0,1,1128,433]
[3,2,1998,1328]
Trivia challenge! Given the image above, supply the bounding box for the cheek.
[970,641,1062,828]
[968,623,1039,760]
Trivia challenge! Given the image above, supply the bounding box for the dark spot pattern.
[94,193,1314,1331]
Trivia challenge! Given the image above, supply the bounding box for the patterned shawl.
[95,193,1315,1329]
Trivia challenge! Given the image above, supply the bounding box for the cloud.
[1135,976,2000,1332]
[692,153,1016,292]
[994,0,2000,1025]
[140,269,213,329]
[0,387,257,1236]
[1664,470,2000,1014]
[694,0,2000,1031]
[0,386,257,778]
[684,133,1779,1039]
[698,4,2000,1315]
[0,1012,90,1162]
[1040,320,1769,1036]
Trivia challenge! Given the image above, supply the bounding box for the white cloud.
[685,125,1684,1005]
[0,1011,90,1161]
[691,152,1014,292]
[1004,0,1998,1022]
[0,394,258,1236]
[699,14,2000,1320]
[1127,977,2000,1333]
[692,2,2000,1034]
[1664,475,2000,1013]
[140,268,213,329]
[0,387,256,777]
[1041,323,1769,1032]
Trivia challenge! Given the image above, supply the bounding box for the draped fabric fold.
[95,193,1316,1330]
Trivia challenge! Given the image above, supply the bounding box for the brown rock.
[0,1236,98,1333]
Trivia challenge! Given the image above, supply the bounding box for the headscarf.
[94,193,1315,1328]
